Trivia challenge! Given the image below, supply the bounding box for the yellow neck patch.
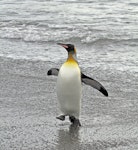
[64,54,78,67]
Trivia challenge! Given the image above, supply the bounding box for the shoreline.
[0,56,138,149]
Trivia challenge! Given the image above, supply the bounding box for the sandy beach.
[0,57,138,150]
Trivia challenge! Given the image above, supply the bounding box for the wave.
[0,20,137,44]
[0,34,137,46]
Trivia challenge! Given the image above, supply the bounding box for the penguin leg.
[69,116,81,127]
[56,115,65,121]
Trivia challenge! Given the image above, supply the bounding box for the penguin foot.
[69,116,81,127]
[56,115,65,121]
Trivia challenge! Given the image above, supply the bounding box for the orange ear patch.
[74,48,77,53]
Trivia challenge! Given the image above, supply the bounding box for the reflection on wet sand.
[57,125,80,150]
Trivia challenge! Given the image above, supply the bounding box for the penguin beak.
[57,43,68,49]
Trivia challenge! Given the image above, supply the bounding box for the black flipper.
[56,115,65,121]
[81,73,108,97]
[47,68,59,76]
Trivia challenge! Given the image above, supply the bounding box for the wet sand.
[0,57,138,150]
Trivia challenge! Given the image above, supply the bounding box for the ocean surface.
[0,0,138,150]
[0,0,138,72]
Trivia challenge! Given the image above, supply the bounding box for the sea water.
[0,0,137,73]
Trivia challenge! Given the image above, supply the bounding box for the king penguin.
[47,43,108,127]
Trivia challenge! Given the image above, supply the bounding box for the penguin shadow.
[56,124,80,150]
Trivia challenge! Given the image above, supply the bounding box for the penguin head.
[57,43,76,54]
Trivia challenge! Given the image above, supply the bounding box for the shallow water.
[0,56,138,149]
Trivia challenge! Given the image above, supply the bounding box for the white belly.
[57,65,82,118]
